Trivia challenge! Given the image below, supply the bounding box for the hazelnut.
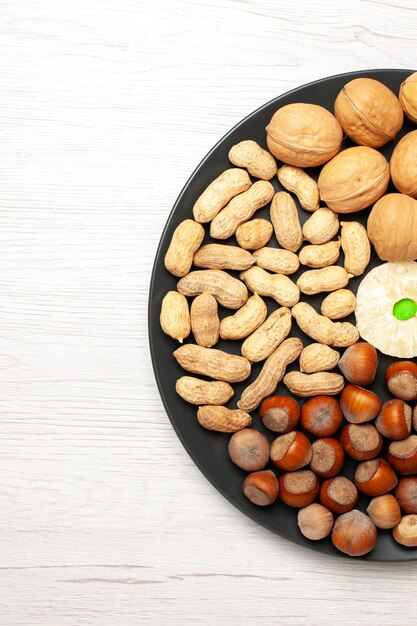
[367,494,401,529]
[367,193,417,262]
[375,399,412,441]
[337,342,378,387]
[390,130,417,198]
[300,396,343,437]
[354,458,398,496]
[310,438,344,478]
[399,72,417,123]
[385,361,417,401]
[297,503,334,541]
[259,395,300,433]
[243,470,279,506]
[387,435,417,475]
[318,146,389,214]
[228,428,270,472]
[279,470,320,508]
[395,477,417,514]
[332,510,377,557]
[334,78,403,147]
[320,476,358,515]
[266,103,343,167]
[340,423,382,461]
[393,514,417,547]
[340,384,382,424]
[270,431,312,471]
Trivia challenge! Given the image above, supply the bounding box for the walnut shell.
[400,72,417,123]
[318,147,389,214]
[266,103,343,167]
[367,193,417,261]
[390,130,417,198]
[334,78,403,148]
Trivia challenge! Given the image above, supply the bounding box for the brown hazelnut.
[297,503,334,541]
[399,72,417,123]
[279,470,320,508]
[390,130,417,198]
[243,470,279,506]
[318,146,389,214]
[270,431,312,471]
[393,514,417,547]
[385,361,417,401]
[387,435,417,475]
[354,458,398,496]
[367,193,417,262]
[228,428,270,472]
[337,342,378,386]
[332,509,377,557]
[367,494,401,529]
[340,384,382,424]
[320,476,358,515]
[259,395,300,433]
[375,399,412,441]
[395,477,417,514]
[340,423,382,461]
[300,396,343,437]
[334,78,403,147]
[310,438,344,478]
[266,103,343,167]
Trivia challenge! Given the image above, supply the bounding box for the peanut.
[297,265,352,295]
[173,344,251,382]
[197,406,252,433]
[220,293,267,340]
[177,270,248,309]
[228,140,277,180]
[193,168,251,223]
[240,266,300,307]
[253,247,300,275]
[292,302,335,345]
[164,219,205,277]
[331,321,360,347]
[292,302,358,347]
[321,289,356,320]
[341,221,371,277]
[298,239,341,268]
[176,377,234,405]
[210,181,274,239]
[270,191,303,252]
[241,307,292,362]
[193,244,255,271]
[160,291,191,343]
[299,343,340,373]
[277,165,319,212]
[236,218,273,250]
[283,371,345,397]
[238,337,303,411]
[303,208,339,245]
[190,292,220,347]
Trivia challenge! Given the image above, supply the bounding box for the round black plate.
[149,69,417,561]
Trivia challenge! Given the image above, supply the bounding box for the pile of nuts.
[159,73,417,557]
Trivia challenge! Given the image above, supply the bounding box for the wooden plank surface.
[0,0,416,623]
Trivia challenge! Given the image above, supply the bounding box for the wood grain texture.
[0,0,416,623]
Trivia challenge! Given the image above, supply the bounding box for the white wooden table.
[1,1,416,624]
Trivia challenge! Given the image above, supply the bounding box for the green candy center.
[393,298,417,321]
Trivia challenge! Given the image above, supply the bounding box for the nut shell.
[400,72,417,123]
[334,78,403,147]
[318,146,389,214]
[266,103,343,167]
[390,131,417,198]
[367,193,417,262]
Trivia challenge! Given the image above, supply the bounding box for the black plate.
[149,69,417,561]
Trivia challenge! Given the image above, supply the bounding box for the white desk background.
[1,1,416,624]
